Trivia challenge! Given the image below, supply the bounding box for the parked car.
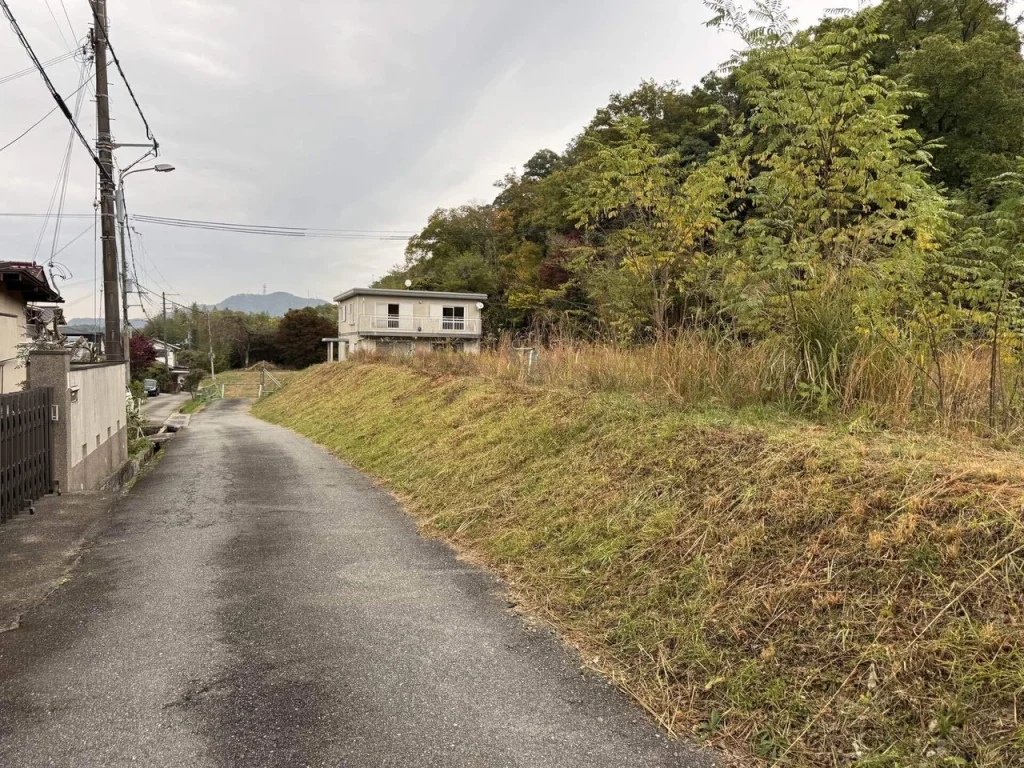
[143,378,160,397]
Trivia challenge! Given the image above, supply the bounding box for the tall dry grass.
[354,333,1018,435]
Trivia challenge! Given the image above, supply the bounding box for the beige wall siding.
[337,298,358,336]
[67,363,128,489]
[333,293,484,355]
[0,287,28,393]
[336,296,483,329]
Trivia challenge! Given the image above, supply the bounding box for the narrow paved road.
[139,392,191,424]
[0,400,712,767]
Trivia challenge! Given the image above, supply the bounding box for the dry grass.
[255,362,1024,767]
[352,335,1018,438]
[203,369,300,399]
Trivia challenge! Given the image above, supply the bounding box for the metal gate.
[0,387,55,523]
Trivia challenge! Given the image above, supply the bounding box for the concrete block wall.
[28,351,128,492]
[67,363,128,491]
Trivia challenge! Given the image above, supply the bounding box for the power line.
[0,212,419,237]
[88,3,156,148]
[32,59,93,265]
[133,213,416,234]
[43,0,72,50]
[131,214,414,240]
[0,49,76,87]
[0,106,57,153]
[48,61,94,271]
[57,0,77,44]
[0,69,94,154]
[126,223,179,296]
[50,220,95,259]
[0,213,94,218]
[0,0,111,182]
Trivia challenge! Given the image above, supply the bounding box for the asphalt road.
[139,392,191,424]
[0,400,713,768]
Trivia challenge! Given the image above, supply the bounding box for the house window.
[340,305,346,322]
[387,303,400,329]
[442,306,465,330]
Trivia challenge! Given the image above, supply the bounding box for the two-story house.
[329,288,486,360]
[1,262,63,393]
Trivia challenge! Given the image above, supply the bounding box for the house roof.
[333,287,488,303]
[0,261,63,303]
[150,339,181,350]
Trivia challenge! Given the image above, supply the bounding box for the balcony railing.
[357,315,481,335]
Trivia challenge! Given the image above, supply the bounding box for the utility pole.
[207,310,216,381]
[116,187,131,377]
[91,0,122,361]
[162,291,169,369]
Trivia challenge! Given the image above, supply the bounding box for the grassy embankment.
[253,359,1024,767]
[201,368,300,399]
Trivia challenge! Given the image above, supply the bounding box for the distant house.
[0,262,63,393]
[327,288,486,360]
[150,339,180,368]
[149,339,192,391]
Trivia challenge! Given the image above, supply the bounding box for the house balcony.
[355,315,481,337]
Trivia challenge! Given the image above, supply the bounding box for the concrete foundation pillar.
[27,349,71,493]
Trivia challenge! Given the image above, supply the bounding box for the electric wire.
[48,60,93,276]
[43,0,72,50]
[0,0,110,182]
[57,0,77,45]
[30,58,92,274]
[0,213,93,218]
[133,213,416,235]
[0,212,417,238]
[0,49,76,86]
[131,215,413,240]
[0,106,57,153]
[0,69,94,154]
[88,3,156,149]
[127,223,178,296]
[32,73,85,259]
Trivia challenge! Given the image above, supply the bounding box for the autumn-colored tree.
[129,335,158,374]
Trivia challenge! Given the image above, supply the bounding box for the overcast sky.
[0,0,827,316]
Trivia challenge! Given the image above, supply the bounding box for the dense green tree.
[275,307,335,369]
[819,0,1024,191]
[949,165,1024,424]
[371,0,1024,399]
[567,116,734,338]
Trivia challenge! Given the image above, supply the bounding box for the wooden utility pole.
[207,310,216,381]
[91,0,123,361]
[162,291,169,369]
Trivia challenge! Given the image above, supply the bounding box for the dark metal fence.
[0,388,55,523]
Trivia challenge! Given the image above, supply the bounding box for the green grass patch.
[179,397,205,415]
[254,362,1024,767]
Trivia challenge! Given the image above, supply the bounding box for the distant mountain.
[68,317,146,330]
[216,292,328,317]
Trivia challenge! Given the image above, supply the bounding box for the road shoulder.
[0,491,116,632]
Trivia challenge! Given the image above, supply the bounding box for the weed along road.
[0,399,711,768]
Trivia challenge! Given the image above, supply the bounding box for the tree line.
[375,0,1024,428]
[129,304,337,385]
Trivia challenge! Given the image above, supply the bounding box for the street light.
[121,163,175,182]
[116,163,176,379]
